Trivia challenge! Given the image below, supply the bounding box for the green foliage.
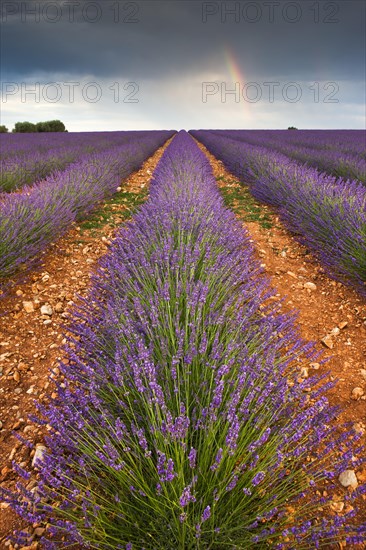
[35,122,50,132]
[0,125,9,133]
[12,120,67,133]
[287,126,298,130]
[13,121,37,133]
[217,176,273,229]
[80,187,149,234]
[36,120,66,132]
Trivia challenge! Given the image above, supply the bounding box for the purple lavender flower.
[252,471,266,486]
[179,485,196,507]
[156,451,176,482]
[226,475,238,492]
[188,447,197,469]
[201,505,211,523]
[210,448,223,471]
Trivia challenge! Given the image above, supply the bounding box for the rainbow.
[223,45,245,86]
[222,45,250,122]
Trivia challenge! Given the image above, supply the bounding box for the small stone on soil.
[353,422,365,435]
[304,282,317,291]
[23,301,34,313]
[351,387,364,400]
[40,304,53,316]
[330,500,345,513]
[32,445,47,468]
[338,470,358,488]
[321,335,334,349]
[13,370,20,383]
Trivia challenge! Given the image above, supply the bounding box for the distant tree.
[0,125,9,133]
[13,121,37,133]
[41,120,66,132]
[287,126,298,130]
[36,121,50,132]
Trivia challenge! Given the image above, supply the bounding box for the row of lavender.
[0,131,174,293]
[0,130,156,159]
[191,131,366,297]
[0,131,161,192]
[214,130,366,157]
[209,130,366,184]
[3,131,365,548]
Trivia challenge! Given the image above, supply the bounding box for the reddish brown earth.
[0,138,365,549]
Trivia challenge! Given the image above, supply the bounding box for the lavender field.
[0,131,174,292]
[0,130,365,549]
[191,130,366,297]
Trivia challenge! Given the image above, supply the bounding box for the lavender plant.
[191,131,366,297]
[2,132,365,549]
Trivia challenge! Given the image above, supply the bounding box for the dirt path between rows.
[0,139,172,549]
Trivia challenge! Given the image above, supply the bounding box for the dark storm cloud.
[1,0,365,82]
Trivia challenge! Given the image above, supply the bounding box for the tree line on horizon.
[0,120,67,133]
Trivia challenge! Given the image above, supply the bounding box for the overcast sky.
[1,0,365,130]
